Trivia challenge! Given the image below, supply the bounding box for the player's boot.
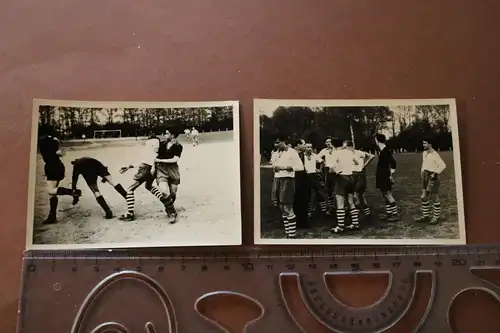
[119,213,135,221]
[168,212,178,224]
[72,189,82,205]
[43,216,57,224]
[429,217,440,225]
[415,216,429,223]
[105,210,114,219]
[387,214,400,222]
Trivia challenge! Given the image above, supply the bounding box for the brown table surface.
[2,1,500,332]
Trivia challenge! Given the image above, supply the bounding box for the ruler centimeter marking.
[18,245,500,333]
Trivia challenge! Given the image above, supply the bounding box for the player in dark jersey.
[71,157,128,219]
[153,129,183,223]
[374,134,399,221]
[38,133,81,224]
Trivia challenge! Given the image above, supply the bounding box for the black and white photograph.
[254,98,465,245]
[26,99,242,249]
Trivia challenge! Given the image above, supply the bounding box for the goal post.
[93,129,122,139]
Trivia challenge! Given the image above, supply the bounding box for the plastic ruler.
[17,245,500,333]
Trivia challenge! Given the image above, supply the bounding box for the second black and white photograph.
[27,99,242,249]
[254,98,466,245]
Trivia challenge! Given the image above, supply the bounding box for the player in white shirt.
[191,127,200,146]
[118,136,169,221]
[271,137,304,238]
[184,128,191,140]
[351,147,375,220]
[317,137,337,215]
[303,142,329,218]
[415,138,446,224]
[330,140,361,233]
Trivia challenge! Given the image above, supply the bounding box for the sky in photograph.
[259,104,452,139]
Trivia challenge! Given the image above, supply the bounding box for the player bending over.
[38,133,81,224]
[351,145,375,220]
[71,157,128,219]
[271,137,304,238]
[153,129,183,223]
[374,134,399,221]
[415,138,446,224]
[331,140,360,233]
[118,137,171,221]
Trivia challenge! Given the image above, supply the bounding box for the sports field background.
[32,130,241,246]
[260,151,461,240]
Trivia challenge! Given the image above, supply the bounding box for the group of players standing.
[37,128,184,226]
[270,133,447,239]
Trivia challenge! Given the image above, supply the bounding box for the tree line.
[38,105,234,139]
[259,105,452,161]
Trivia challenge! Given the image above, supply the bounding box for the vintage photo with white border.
[254,98,466,245]
[27,99,242,249]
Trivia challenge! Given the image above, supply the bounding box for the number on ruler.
[451,258,467,266]
[157,266,164,272]
[286,263,295,270]
[223,265,231,271]
[242,263,254,271]
[201,265,208,272]
[27,264,36,272]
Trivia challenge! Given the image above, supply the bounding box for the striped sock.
[350,208,360,229]
[287,215,297,238]
[421,199,430,218]
[328,197,335,212]
[149,186,165,203]
[307,202,313,217]
[319,200,327,213]
[385,204,392,216]
[336,209,346,229]
[282,215,290,237]
[363,207,371,217]
[390,202,398,215]
[432,202,441,220]
[126,191,135,216]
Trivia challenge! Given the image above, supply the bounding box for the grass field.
[32,130,242,247]
[260,151,461,240]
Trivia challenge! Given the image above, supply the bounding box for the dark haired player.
[302,141,329,218]
[118,136,170,221]
[153,129,184,223]
[317,137,337,215]
[71,157,128,219]
[331,140,360,233]
[351,145,375,220]
[271,136,304,238]
[38,134,81,224]
[292,139,309,228]
[374,134,399,221]
[415,138,446,224]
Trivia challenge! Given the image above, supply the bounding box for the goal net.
[93,129,122,139]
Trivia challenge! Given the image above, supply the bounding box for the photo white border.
[26,99,242,250]
[253,98,466,245]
